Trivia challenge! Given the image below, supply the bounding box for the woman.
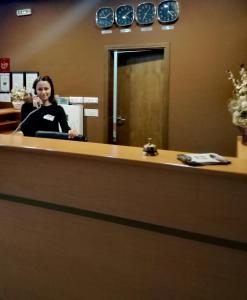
[21,75,78,138]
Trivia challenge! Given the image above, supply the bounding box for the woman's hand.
[68,129,78,139]
[32,96,43,108]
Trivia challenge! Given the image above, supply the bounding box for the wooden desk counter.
[237,135,247,159]
[0,108,20,133]
[1,133,247,175]
[0,108,20,115]
[0,134,247,299]
[0,133,247,240]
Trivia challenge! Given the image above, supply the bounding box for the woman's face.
[36,80,51,103]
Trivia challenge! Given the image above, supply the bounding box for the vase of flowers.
[11,87,31,109]
[227,64,247,144]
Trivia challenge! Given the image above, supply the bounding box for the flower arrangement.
[11,87,29,102]
[11,87,32,109]
[227,64,247,127]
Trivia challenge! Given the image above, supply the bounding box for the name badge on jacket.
[43,114,55,121]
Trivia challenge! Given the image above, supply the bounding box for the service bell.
[143,138,158,156]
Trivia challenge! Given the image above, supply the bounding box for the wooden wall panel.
[0,0,246,154]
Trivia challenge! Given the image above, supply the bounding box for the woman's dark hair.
[32,75,57,104]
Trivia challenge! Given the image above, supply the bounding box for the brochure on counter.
[177,153,231,166]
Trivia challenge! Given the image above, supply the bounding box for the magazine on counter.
[177,153,231,166]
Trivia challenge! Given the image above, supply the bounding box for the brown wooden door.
[106,44,169,149]
[117,49,166,148]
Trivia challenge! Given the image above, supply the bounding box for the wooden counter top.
[0,108,20,115]
[0,133,247,177]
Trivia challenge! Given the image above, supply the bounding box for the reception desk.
[0,134,247,299]
[237,136,247,159]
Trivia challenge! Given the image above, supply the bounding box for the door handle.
[117,115,126,126]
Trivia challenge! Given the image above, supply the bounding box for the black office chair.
[35,131,87,141]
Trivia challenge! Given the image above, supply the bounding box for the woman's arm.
[21,102,34,121]
[57,106,71,133]
[20,103,37,136]
[57,106,78,138]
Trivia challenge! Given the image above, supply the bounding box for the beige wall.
[0,0,246,155]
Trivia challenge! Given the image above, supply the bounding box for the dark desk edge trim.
[1,192,246,252]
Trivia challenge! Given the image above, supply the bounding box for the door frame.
[103,42,170,148]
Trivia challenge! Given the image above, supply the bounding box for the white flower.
[227,64,247,128]
[233,111,240,118]
[241,101,247,108]
[11,87,28,101]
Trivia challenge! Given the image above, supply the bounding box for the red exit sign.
[0,58,10,72]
